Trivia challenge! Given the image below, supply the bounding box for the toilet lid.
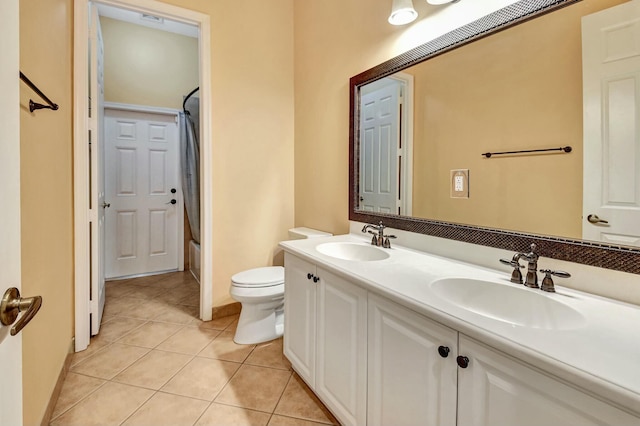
[232,266,284,288]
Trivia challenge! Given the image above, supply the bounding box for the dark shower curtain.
[180,92,200,244]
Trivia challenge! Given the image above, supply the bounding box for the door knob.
[171,188,177,194]
[166,199,177,205]
[102,202,111,209]
[1,288,42,336]
[587,214,609,224]
[456,355,470,368]
[438,345,450,358]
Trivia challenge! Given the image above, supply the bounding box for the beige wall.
[101,17,199,110]
[410,0,627,239]
[19,0,74,424]
[293,0,524,236]
[158,0,295,307]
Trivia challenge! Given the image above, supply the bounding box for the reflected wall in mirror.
[350,0,640,273]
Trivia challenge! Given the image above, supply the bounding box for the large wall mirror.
[349,0,640,274]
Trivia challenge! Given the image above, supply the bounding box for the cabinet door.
[457,335,640,426]
[283,253,317,387]
[368,293,458,426]
[316,267,368,426]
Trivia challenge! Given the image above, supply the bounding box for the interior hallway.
[49,271,337,426]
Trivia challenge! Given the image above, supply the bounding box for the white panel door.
[368,294,457,426]
[89,3,106,335]
[583,1,640,247]
[105,108,181,278]
[316,267,367,426]
[0,0,23,423]
[359,82,400,214]
[457,335,640,426]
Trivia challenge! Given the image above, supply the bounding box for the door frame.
[392,72,414,217]
[103,102,185,278]
[0,0,23,423]
[73,0,213,351]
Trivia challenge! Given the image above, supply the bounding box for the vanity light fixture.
[389,0,418,25]
[426,0,461,5]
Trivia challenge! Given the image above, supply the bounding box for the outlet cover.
[451,169,469,198]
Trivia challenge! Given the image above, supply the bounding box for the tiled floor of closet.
[49,271,338,426]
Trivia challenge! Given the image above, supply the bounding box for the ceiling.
[97,3,198,38]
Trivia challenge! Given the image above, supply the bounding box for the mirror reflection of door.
[359,75,413,215]
[582,0,640,247]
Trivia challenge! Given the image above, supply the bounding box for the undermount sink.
[429,278,586,330]
[316,242,391,261]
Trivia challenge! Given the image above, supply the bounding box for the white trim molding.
[103,101,180,116]
[74,0,212,351]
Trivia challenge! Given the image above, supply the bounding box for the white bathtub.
[189,240,201,283]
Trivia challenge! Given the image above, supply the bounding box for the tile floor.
[50,271,338,426]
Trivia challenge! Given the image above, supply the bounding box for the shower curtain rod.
[20,71,59,113]
[183,86,200,113]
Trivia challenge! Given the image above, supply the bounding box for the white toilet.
[230,227,332,345]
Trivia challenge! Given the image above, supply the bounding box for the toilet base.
[233,301,284,345]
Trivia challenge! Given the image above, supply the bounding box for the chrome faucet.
[361,221,396,248]
[519,243,540,288]
[500,243,570,292]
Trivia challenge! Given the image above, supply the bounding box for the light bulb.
[389,0,418,25]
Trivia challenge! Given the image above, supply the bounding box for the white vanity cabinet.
[367,293,458,426]
[283,250,640,426]
[283,253,367,426]
[457,336,640,426]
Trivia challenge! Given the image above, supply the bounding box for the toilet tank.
[288,227,332,240]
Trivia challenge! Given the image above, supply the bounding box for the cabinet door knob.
[313,276,319,283]
[438,346,450,358]
[456,355,470,368]
[307,273,313,280]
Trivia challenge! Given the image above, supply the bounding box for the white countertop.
[279,233,640,415]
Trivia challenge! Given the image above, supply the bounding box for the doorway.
[74,0,213,352]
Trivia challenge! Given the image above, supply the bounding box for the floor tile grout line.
[116,321,188,350]
[73,346,153,382]
[48,377,110,423]
[69,341,114,370]
[209,352,252,407]
[270,371,294,417]
[152,350,199,395]
[109,350,196,392]
[190,399,214,426]
[207,399,277,415]
[154,388,218,403]
[273,413,338,425]
[115,387,158,426]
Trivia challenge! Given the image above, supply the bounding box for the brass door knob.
[587,214,609,224]
[0,288,42,336]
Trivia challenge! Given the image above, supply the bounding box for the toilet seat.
[231,266,284,288]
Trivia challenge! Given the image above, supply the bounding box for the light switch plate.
[451,169,469,198]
